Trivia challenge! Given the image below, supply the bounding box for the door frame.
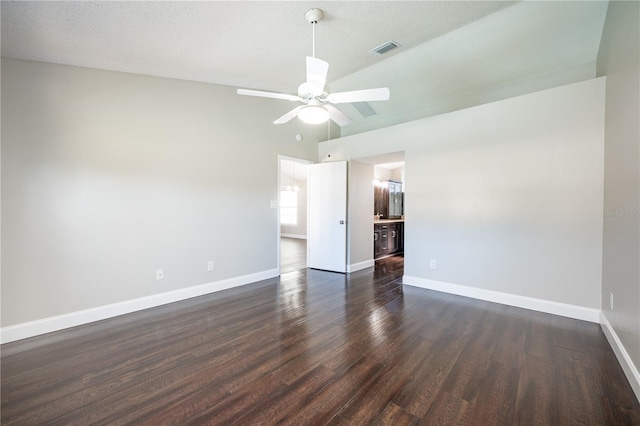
[351,151,406,271]
[277,155,313,275]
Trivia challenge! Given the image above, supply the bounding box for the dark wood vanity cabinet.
[388,223,401,253]
[374,222,403,259]
[373,229,384,259]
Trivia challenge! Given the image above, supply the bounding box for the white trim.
[600,312,640,402]
[281,233,307,240]
[402,276,600,323]
[375,253,403,261]
[347,259,375,273]
[0,269,279,344]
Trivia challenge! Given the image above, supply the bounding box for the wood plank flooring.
[280,237,306,273]
[2,255,639,425]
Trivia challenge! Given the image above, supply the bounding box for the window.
[280,190,298,225]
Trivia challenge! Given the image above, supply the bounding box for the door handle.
[339,220,345,225]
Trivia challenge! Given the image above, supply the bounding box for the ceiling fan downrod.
[305,8,323,58]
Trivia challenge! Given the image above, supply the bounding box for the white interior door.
[308,161,347,273]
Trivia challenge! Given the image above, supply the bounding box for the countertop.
[374,219,405,224]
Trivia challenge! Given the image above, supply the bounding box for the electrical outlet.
[156,269,164,280]
[430,259,437,269]
[207,260,215,272]
[610,292,614,310]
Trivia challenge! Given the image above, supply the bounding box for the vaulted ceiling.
[1,1,609,136]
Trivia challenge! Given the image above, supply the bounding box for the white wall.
[597,0,640,398]
[1,58,328,330]
[374,166,393,182]
[320,78,605,317]
[391,167,404,184]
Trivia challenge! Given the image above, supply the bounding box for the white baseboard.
[1,269,279,344]
[348,259,375,273]
[600,312,640,402]
[402,276,600,323]
[281,233,307,239]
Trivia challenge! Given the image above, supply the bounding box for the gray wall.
[597,1,640,378]
[320,78,605,310]
[1,58,327,326]
[347,160,374,268]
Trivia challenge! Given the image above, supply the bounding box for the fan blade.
[325,104,352,127]
[237,89,301,102]
[274,106,304,124]
[327,87,390,104]
[306,56,329,94]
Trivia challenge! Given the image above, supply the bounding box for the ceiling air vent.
[371,40,400,55]
[352,102,378,118]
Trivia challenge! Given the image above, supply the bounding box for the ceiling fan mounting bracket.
[304,8,323,24]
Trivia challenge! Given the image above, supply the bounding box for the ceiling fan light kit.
[236,8,390,127]
[299,104,330,124]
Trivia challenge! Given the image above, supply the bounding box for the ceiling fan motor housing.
[298,82,328,101]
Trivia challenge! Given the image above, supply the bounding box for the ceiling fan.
[237,8,390,126]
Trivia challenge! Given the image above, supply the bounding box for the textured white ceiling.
[332,0,609,134]
[1,1,609,133]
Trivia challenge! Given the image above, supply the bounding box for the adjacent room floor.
[280,237,306,273]
[2,255,639,424]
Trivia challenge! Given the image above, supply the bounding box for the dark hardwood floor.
[280,237,306,273]
[2,255,639,425]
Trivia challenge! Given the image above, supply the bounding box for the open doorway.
[278,156,311,274]
[373,160,405,265]
[353,152,405,270]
